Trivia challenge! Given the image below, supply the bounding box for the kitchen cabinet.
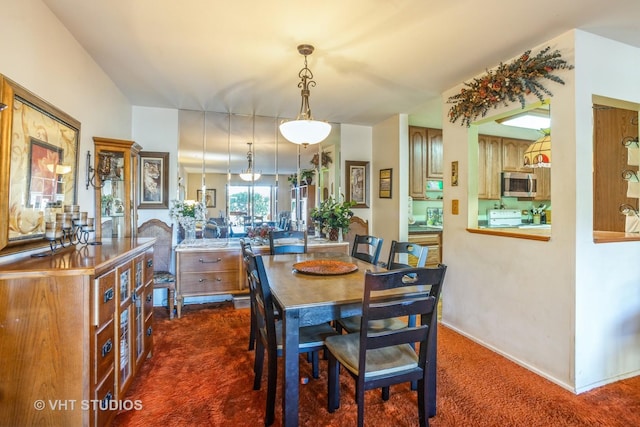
[291,184,316,231]
[478,135,502,200]
[534,167,551,200]
[501,138,531,172]
[409,126,443,199]
[0,238,155,427]
[427,128,444,179]
[93,137,142,241]
[408,233,441,267]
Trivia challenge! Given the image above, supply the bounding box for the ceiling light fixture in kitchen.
[497,108,550,130]
[523,129,551,168]
[279,44,331,146]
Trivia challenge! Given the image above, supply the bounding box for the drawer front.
[409,233,440,246]
[144,315,153,356]
[144,248,154,285]
[426,245,441,266]
[179,251,238,271]
[94,270,116,327]
[94,368,116,427]
[180,271,239,294]
[94,320,115,385]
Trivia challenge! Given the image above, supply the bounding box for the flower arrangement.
[310,151,333,168]
[246,224,275,244]
[169,199,207,228]
[447,46,573,127]
[310,196,355,235]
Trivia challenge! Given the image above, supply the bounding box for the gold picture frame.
[379,168,392,199]
[0,75,80,255]
[345,160,369,208]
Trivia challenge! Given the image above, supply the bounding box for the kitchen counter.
[467,226,551,241]
[409,224,443,234]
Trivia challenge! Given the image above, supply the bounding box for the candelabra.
[32,205,100,258]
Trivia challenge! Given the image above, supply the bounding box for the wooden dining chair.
[386,240,428,270]
[351,234,384,265]
[243,249,338,426]
[268,229,307,255]
[325,265,447,427]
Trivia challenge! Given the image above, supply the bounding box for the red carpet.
[113,303,640,426]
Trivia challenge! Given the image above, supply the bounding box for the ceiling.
[42,0,640,173]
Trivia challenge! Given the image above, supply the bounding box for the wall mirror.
[177,110,339,236]
[0,75,80,255]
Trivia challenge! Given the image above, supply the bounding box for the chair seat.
[338,315,407,333]
[325,333,418,378]
[153,271,175,286]
[274,321,338,351]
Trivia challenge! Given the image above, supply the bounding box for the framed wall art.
[139,151,169,209]
[1,75,80,255]
[345,160,369,208]
[197,188,216,208]
[379,168,392,199]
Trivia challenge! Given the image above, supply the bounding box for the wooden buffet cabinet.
[0,238,155,427]
[175,240,349,318]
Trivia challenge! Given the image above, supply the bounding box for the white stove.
[486,209,522,228]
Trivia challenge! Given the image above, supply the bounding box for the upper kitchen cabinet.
[502,138,531,172]
[409,126,443,199]
[478,135,502,200]
[426,128,443,179]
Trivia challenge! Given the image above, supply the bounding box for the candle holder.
[31,208,100,258]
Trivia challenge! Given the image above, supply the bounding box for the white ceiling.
[42,0,640,173]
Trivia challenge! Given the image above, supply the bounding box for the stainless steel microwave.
[501,172,537,197]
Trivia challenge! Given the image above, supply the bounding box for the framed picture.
[197,188,216,208]
[379,168,392,199]
[451,161,459,187]
[345,160,369,208]
[1,76,80,255]
[139,151,169,209]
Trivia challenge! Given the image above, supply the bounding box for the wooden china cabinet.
[92,137,142,241]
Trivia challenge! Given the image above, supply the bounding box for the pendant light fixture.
[279,44,331,146]
[523,128,551,168]
[239,142,261,182]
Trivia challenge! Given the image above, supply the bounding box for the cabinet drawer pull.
[199,257,221,264]
[147,259,153,268]
[198,278,207,283]
[146,326,153,336]
[101,339,113,358]
[146,294,153,302]
[103,288,114,303]
[216,277,222,282]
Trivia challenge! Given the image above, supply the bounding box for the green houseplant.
[310,197,355,240]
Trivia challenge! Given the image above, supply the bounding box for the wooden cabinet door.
[502,138,530,172]
[478,135,502,199]
[534,167,551,200]
[427,128,443,179]
[409,126,427,199]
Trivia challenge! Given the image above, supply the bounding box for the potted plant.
[287,174,298,187]
[310,196,355,241]
[169,199,207,243]
[300,169,315,186]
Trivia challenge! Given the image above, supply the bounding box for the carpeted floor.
[113,302,640,426]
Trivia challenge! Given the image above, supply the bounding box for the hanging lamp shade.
[524,129,551,168]
[239,142,261,181]
[279,44,331,146]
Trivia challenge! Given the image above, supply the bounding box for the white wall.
[573,30,640,391]
[0,0,132,219]
[132,106,179,228]
[340,124,373,225]
[441,30,640,393]
[371,114,408,262]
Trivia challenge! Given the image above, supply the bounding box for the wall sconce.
[86,151,117,189]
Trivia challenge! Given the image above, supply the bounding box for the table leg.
[282,309,300,427]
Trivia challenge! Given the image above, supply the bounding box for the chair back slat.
[269,230,308,255]
[386,240,428,270]
[351,234,384,265]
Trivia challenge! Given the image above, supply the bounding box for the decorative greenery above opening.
[447,46,573,127]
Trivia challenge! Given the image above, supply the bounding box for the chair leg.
[311,351,319,379]
[248,305,256,351]
[265,347,277,426]
[417,379,429,427]
[327,355,340,413]
[253,340,264,391]
[168,287,175,320]
[381,386,390,401]
[356,383,365,427]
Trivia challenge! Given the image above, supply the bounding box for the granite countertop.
[408,223,443,234]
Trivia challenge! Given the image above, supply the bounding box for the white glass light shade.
[279,119,331,145]
[239,172,261,182]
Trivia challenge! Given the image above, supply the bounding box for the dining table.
[262,251,439,427]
